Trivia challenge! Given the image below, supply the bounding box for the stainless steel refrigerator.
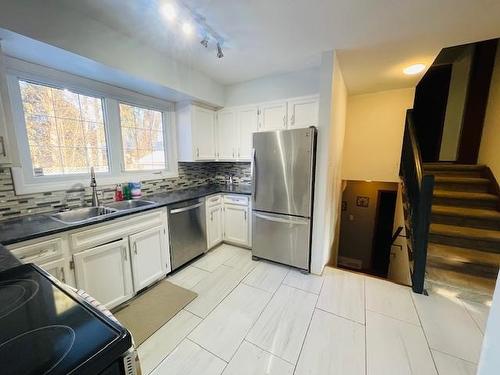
[251,127,317,271]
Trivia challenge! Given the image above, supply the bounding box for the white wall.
[224,67,320,106]
[0,0,225,107]
[478,271,500,375]
[479,41,500,180]
[310,51,347,274]
[439,45,473,161]
[342,88,415,182]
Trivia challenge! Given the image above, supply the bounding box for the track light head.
[216,42,224,58]
[200,36,209,48]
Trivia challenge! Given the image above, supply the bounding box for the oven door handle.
[170,202,203,214]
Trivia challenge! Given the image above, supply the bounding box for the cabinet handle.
[283,115,286,128]
[196,147,200,158]
[244,211,247,221]
[291,114,295,125]
[211,212,213,221]
[60,267,66,283]
[134,243,138,255]
[0,136,5,157]
[123,247,128,261]
[232,149,235,158]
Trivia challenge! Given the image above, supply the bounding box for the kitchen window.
[19,81,109,176]
[6,64,177,194]
[119,103,166,171]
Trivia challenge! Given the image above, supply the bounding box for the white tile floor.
[137,244,489,375]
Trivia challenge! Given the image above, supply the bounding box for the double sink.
[50,199,157,224]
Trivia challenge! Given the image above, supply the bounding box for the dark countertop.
[0,184,252,246]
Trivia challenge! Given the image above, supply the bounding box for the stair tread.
[430,223,500,242]
[425,266,495,299]
[432,205,500,220]
[433,190,498,201]
[424,163,486,171]
[427,243,500,267]
[432,176,490,184]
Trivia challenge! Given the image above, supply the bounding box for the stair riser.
[432,214,500,231]
[432,197,498,209]
[427,257,499,279]
[429,234,500,253]
[433,182,490,193]
[426,171,484,178]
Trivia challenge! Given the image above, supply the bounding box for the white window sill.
[11,167,179,195]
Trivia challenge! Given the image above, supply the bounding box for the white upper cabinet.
[176,103,216,161]
[259,101,287,131]
[237,106,259,160]
[177,95,318,162]
[287,95,319,129]
[216,109,238,160]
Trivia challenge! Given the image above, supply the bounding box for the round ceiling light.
[160,3,176,21]
[182,21,193,35]
[403,64,426,75]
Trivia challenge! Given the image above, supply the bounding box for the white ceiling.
[35,0,500,93]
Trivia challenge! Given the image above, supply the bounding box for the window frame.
[6,65,178,195]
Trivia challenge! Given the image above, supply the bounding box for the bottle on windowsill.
[114,184,124,201]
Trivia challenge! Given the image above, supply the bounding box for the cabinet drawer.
[223,194,249,206]
[70,210,164,252]
[206,194,222,207]
[9,237,65,265]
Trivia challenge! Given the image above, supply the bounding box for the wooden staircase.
[424,163,500,302]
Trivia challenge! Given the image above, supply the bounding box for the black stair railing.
[400,109,435,294]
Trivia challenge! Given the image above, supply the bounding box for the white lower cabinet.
[129,226,167,292]
[40,258,68,284]
[223,204,250,246]
[73,238,134,309]
[207,204,223,249]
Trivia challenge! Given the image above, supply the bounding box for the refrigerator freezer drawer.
[252,211,311,270]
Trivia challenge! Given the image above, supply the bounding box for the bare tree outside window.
[19,81,109,176]
[119,103,166,171]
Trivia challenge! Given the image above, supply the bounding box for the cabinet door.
[259,101,287,131]
[73,239,133,309]
[224,204,250,246]
[129,226,167,292]
[237,106,259,160]
[193,106,216,160]
[40,258,67,284]
[287,96,319,129]
[216,109,237,160]
[207,204,223,249]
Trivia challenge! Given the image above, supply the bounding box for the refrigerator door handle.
[251,148,256,198]
[254,212,309,225]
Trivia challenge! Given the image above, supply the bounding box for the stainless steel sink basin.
[104,199,156,211]
[50,206,118,224]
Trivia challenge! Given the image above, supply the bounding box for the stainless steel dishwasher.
[167,198,207,271]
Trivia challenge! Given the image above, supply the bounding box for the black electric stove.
[0,264,132,374]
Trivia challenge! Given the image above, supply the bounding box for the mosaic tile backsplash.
[0,162,251,220]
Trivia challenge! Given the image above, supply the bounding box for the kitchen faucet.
[90,167,100,207]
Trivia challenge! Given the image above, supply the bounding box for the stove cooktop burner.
[0,279,39,319]
[0,325,75,374]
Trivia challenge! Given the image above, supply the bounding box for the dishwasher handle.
[170,202,204,214]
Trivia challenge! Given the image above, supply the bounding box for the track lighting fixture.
[200,36,209,48]
[160,1,225,59]
[216,43,224,58]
